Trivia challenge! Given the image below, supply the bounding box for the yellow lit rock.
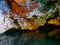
[14,0,32,5]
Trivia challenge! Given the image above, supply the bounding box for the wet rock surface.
[0,27,60,45]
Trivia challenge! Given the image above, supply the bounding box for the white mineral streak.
[47,7,53,14]
[26,0,30,9]
[27,8,44,18]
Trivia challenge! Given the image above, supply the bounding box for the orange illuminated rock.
[14,0,33,5]
[5,0,38,18]
[5,0,41,30]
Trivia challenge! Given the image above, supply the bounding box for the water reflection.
[0,27,60,45]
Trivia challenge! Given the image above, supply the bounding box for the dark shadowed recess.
[0,24,60,45]
[2,24,60,40]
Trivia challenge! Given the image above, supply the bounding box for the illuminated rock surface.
[0,0,59,33]
[0,0,60,45]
